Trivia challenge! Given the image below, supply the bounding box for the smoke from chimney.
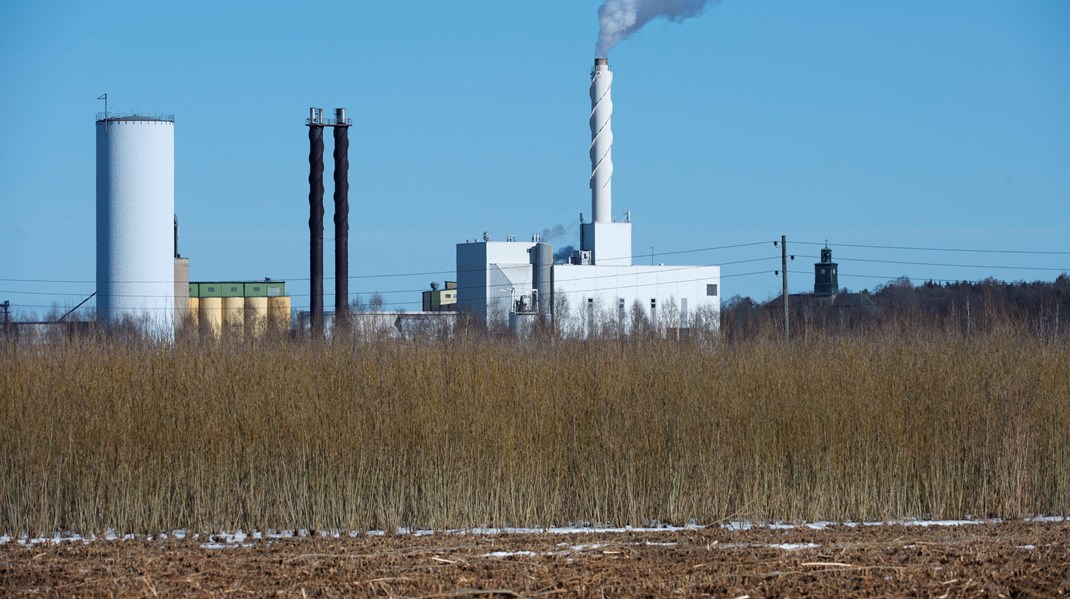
[540,224,571,241]
[596,0,720,56]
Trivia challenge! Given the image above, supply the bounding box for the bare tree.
[369,293,385,313]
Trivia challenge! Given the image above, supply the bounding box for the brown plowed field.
[2,521,1067,597]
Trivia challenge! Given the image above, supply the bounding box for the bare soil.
[2,521,1067,597]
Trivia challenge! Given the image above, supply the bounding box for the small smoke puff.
[553,245,577,263]
[541,224,570,240]
[596,0,719,56]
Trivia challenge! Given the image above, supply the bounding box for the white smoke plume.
[596,0,720,56]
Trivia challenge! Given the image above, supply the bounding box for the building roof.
[95,113,175,124]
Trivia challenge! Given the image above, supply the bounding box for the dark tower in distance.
[814,243,838,296]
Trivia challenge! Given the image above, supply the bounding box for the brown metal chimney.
[333,108,351,326]
[307,107,325,333]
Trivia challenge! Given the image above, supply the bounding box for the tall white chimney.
[590,58,613,224]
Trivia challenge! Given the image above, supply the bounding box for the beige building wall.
[174,258,190,330]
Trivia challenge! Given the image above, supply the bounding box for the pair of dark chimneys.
[307,107,351,333]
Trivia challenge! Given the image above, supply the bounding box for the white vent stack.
[590,57,614,224]
[96,114,175,336]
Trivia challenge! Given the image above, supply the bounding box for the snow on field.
[720,517,1016,531]
[1,516,1065,548]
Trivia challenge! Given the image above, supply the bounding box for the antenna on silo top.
[97,93,108,134]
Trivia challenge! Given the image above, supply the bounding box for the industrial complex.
[91,58,726,339]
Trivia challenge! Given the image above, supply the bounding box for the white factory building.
[455,58,720,334]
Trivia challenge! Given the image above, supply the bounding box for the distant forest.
[721,274,1070,341]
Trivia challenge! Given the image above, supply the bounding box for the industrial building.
[186,281,292,337]
[422,282,458,312]
[455,59,721,334]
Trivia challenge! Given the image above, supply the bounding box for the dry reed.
[1,322,1067,536]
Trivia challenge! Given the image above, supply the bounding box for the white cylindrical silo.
[96,114,175,336]
[590,58,614,224]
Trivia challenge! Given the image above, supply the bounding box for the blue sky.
[2,1,1068,316]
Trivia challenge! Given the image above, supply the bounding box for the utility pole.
[778,237,796,344]
[781,235,789,341]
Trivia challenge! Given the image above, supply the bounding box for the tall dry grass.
[1,323,1067,536]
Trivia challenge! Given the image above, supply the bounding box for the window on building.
[706,284,718,297]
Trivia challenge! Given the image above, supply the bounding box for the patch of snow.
[200,542,254,550]
[1017,545,1036,550]
[459,523,702,536]
[721,518,999,531]
[1027,515,1067,522]
[895,518,996,527]
[717,542,820,551]
[771,543,820,551]
[483,550,538,558]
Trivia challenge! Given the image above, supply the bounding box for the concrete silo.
[96,113,175,336]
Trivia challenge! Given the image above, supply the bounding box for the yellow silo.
[188,297,200,331]
[268,296,292,333]
[222,296,245,336]
[199,297,223,338]
[244,296,269,338]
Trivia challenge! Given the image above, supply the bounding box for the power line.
[796,240,1070,254]
[786,269,1052,285]
[0,255,778,298]
[0,240,778,285]
[795,254,1068,272]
